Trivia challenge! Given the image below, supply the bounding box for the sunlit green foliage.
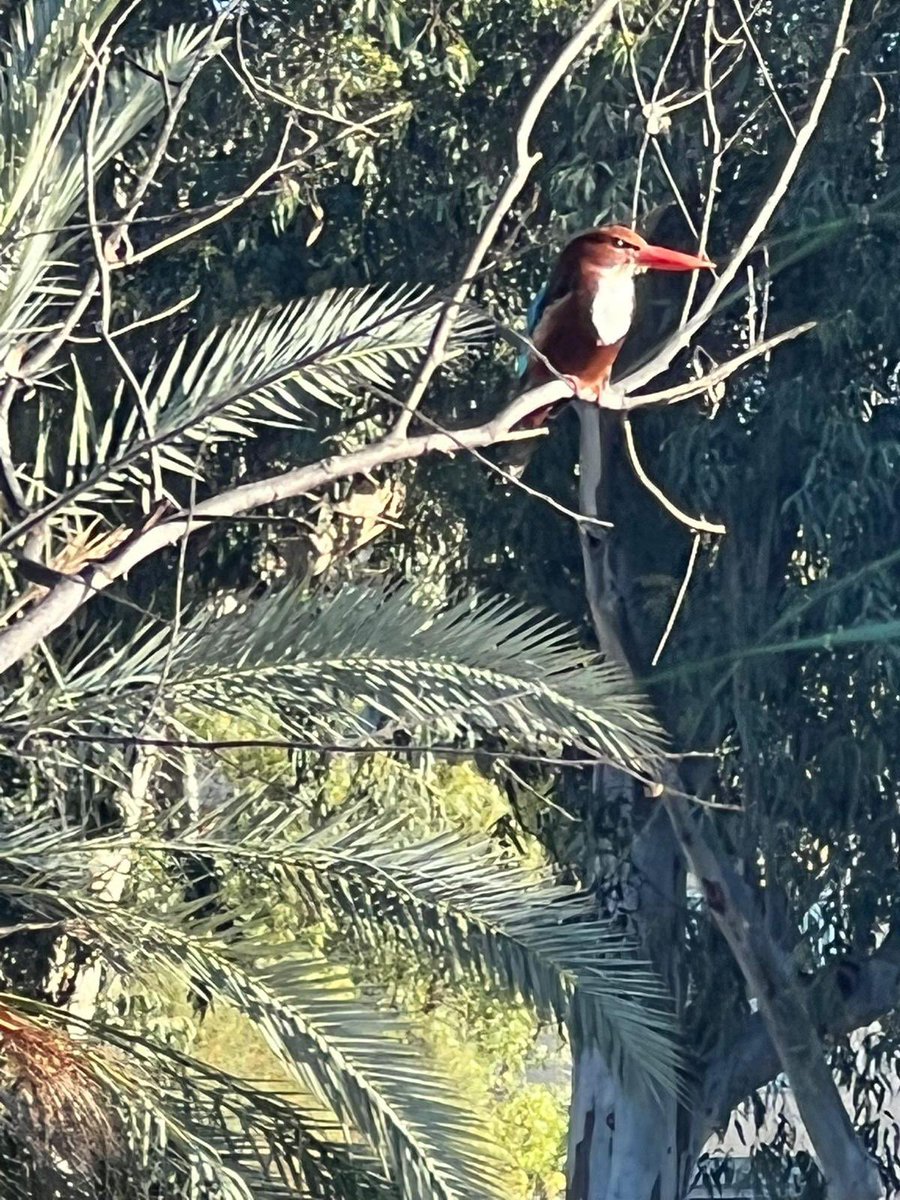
[1,0,899,1197]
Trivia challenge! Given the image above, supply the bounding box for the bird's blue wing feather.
[516,282,548,377]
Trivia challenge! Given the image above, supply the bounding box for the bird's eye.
[612,237,628,249]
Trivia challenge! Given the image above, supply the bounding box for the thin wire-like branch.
[113,126,310,270]
[138,455,201,738]
[17,10,232,383]
[6,728,615,769]
[622,416,726,535]
[679,0,728,324]
[11,728,733,810]
[372,380,613,532]
[83,47,164,503]
[732,0,796,136]
[231,16,411,139]
[0,377,27,519]
[651,532,701,666]
[623,0,699,234]
[391,0,619,439]
[445,435,613,531]
[110,288,200,338]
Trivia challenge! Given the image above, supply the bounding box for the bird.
[510,224,714,462]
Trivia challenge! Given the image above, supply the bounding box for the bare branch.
[732,0,797,136]
[679,0,727,323]
[0,380,569,673]
[624,0,700,234]
[699,929,900,1142]
[3,727,643,774]
[17,11,231,384]
[622,417,726,535]
[82,46,164,502]
[604,320,816,411]
[616,0,855,399]
[391,0,619,439]
[661,783,883,1199]
[113,126,311,270]
[651,532,702,666]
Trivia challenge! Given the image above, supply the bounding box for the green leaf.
[77,907,509,1200]
[13,586,665,778]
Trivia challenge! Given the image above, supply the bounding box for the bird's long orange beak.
[636,243,715,272]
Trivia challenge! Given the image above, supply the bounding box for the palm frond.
[0,989,394,1200]
[0,0,118,217]
[75,905,509,1200]
[149,284,488,443]
[11,586,665,779]
[27,285,489,514]
[281,819,682,1097]
[70,286,488,500]
[1,24,221,349]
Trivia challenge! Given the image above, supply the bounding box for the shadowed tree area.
[0,1,899,1198]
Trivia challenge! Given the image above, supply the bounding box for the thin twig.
[373,382,613,531]
[18,10,232,384]
[607,319,816,410]
[623,0,699,234]
[0,377,26,519]
[111,289,200,338]
[618,0,855,398]
[232,11,410,138]
[8,727,629,772]
[113,126,309,270]
[652,532,702,665]
[622,416,726,535]
[83,47,163,502]
[680,0,728,325]
[391,0,619,439]
[138,454,201,738]
[732,0,797,136]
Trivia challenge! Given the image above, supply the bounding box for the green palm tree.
[0,4,681,1197]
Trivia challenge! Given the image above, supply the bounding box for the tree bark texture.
[565,404,885,1200]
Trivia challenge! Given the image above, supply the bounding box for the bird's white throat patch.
[589,273,635,346]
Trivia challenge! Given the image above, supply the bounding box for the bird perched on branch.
[506,224,713,472]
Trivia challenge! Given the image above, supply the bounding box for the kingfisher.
[513,224,714,451]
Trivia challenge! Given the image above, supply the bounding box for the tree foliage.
[1,0,899,1198]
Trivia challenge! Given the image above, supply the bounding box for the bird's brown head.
[567,224,715,275]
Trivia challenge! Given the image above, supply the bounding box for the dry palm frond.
[0,519,132,626]
[0,1001,119,1183]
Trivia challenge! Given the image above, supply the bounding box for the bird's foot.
[562,375,603,403]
